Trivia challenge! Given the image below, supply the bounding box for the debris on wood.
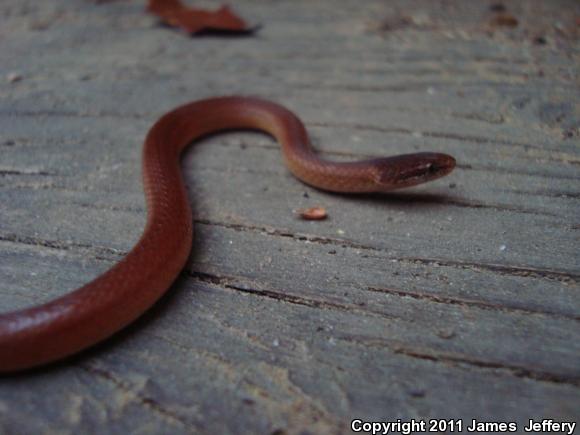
[7,72,22,83]
[378,15,415,32]
[489,3,506,13]
[490,12,519,28]
[147,0,253,35]
[297,207,327,221]
[437,328,456,339]
[533,35,547,45]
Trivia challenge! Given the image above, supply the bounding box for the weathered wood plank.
[1,0,579,434]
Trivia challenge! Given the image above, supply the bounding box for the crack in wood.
[450,111,505,125]
[190,266,578,322]
[424,197,560,217]
[79,364,191,428]
[3,226,576,320]
[2,216,578,286]
[342,337,580,387]
[194,219,580,284]
[396,255,580,284]
[500,188,580,200]
[463,163,580,181]
[0,169,56,177]
[366,286,580,321]
[0,109,150,120]
[2,236,578,388]
[194,218,375,250]
[0,233,124,259]
[188,270,387,317]
[189,270,580,388]
[396,350,580,387]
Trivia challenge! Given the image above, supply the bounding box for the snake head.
[372,152,456,191]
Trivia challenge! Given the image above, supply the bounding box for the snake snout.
[429,153,456,175]
[373,152,456,191]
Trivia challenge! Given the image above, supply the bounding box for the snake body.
[0,97,455,372]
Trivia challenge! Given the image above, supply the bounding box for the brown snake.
[0,96,456,372]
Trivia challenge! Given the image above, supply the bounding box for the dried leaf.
[297,207,327,221]
[147,0,253,34]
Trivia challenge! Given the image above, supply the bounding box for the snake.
[0,96,456,372]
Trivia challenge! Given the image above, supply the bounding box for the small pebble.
[499,244,507,251]
[272,338,279,347]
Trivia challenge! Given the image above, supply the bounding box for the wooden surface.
[1,0,579,433]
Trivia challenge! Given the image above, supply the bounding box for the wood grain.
[1,0,579,433]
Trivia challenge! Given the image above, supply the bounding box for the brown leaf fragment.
[297,207,327,221]
[147,0,253,34]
